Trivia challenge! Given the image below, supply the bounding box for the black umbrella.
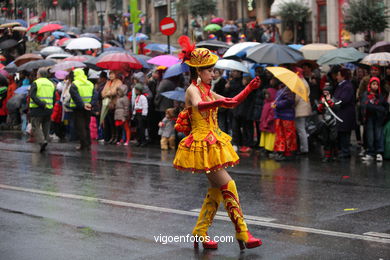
[83,57,102,71]
[4,62,17,74]
[196,40,230,51]
[0,39,18,50]
[17,59,56,72]
[108,40,124,48]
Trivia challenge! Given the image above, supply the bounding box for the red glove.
[197,98,238,111]
[232,76,261,104]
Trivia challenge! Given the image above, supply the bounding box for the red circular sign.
[159,17,177,36]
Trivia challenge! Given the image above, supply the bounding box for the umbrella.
[40,46,65,57]
[14,85,30,95]
[14,53,43,66]
[108,40,124,48]
[317,47,367,65]
[96,52,143,70]
[28,23,48,33]
[0,39,18,50]
[163,63,189,79]
[56,38,72,47]
[66,37,102,50]
[0,22,20,28]
[100,97,110,125]
[54,70,69,80]
[211,17,224,24]
[83,57,102,71]
[12,26,27,33]
[15,19,28,27]
[63,55,91,62]
[360,52,390,66]
[347,41,369,49]
[50,61,86,72]
[222,24,238,32]
[145,43,177,53]
[223,42,260,59]
[246,43,304,64]
[261,18,281,25]
[300,44,337,60]
[133,54,152,69]
[46,53,73,60]
[147,55,180,67]
[215,59,248,73]
[196,40,230,50]
[128,33,149,42]
[52,31,70,39]
[104,47,125,52]
[369,41,390,53]
[288,44,304,50]
[80,33,101,41]
[161,88,185,102]
[85,25,100,33]
[4,62,17,74]
[204,24,222,32]
[266,66,308,102]
[67,27,81,34]
[38,24,63,34]
[17,59,56,72]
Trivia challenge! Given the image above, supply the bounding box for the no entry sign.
[159,17,177,36]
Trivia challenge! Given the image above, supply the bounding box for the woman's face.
[109,72,116,80]
[198,67,215,85]
[213,70,221,80]
[336,72,344,83]
[370,81,379,91]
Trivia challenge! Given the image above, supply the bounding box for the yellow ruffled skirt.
[259,132,275,152]
[173,130,239,173]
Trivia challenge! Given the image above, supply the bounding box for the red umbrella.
[38,24,63,34]
[56,38,71,47]
[96,52,142,70]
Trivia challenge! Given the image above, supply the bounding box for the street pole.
[241,0,246,36]
[132,23,137,54]
[14,0,17,19]
[100,14,104,53]
[167,0,171,54]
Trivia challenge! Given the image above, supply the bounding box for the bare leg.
[206,168,232,187]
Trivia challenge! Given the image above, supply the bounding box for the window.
[317,0,327,43]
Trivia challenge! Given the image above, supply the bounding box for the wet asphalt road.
[0,131,389,260]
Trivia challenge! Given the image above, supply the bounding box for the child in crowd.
[259,88,277,157]
[360,77,389,161]
[316,84,341,162]
[158,108,176,150]
[114,85,130,145]
[132,83,148,147]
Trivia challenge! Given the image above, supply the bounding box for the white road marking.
[0,183,389,244]
[363,232,390,239]
[190,208,277,222]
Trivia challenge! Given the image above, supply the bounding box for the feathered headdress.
[178,36,195,63]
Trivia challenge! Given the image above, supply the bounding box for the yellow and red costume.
[173,83,239,173]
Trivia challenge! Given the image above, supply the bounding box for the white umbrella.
[360,52,390,66]
[300,44,337,60]
[40,46,65,57]
[66,37,102,50]
[46,53,73,60]
[215,59,249,73]
[223,42,260,58]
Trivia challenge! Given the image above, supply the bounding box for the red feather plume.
[178,36,195,62]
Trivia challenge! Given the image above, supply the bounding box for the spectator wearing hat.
[133,83,148,147]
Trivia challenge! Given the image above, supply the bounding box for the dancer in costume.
[173,36,262,250]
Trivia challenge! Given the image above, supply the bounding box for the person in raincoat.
[69,68,95,151]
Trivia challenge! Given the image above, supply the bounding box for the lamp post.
[95,0,107,53]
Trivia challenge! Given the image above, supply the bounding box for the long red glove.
[232,76,261,105]
[198,98,238,111]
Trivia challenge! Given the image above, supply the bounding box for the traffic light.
[130,0,141,33]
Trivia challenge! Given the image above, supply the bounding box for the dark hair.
[189,65,214,84]
[339,68,351,80]
[99,71,107,79]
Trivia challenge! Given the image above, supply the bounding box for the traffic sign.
[159,17,176,36]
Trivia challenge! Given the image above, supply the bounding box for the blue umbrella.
[128,33,149,42]
[163,63,189,79]
[14,85,30,95]
[222,24,238,32]
[145,43,178,53]
[261,18,281,25]
[14,19,27,27]
[104,47,125,52]
[288,44,303,50]
[161,87,185,102]
[133,55,152,69]
[52,31,69,39]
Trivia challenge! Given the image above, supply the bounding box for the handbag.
[175,108,191,136]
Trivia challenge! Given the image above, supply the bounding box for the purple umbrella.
[369,41,390,53]
[50,61,86,73]
[147,55,180,67]
[55,70,69,80]
[211,17,224,24]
